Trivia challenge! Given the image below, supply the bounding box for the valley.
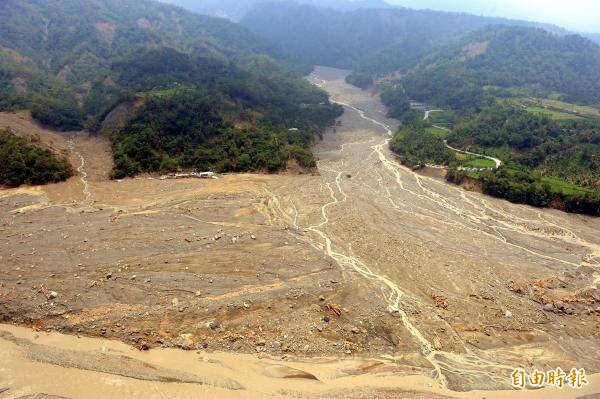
[1,67,599,398]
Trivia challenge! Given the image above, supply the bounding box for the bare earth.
[0,67,599,398]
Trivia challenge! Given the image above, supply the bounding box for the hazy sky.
[390,0,600,32]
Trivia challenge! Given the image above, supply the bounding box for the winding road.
[424,109,503,169]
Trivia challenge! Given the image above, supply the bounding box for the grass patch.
[539,176,594,196]
[465,157,496,168]
[456,153,496,168]
[428,110,455,128]
[425,126,449,138]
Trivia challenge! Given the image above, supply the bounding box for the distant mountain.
[240,2,580,76]
[585,33,600,44]
[0,0,341,177]
[160,0,394,21]
[399,26,600,108]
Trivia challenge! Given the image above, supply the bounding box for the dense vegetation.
[0,0,341,178]
[384,96,600,215]
[440,106,600,216]
[0,48,84,130]
[345,73,374,89]
[111,88,338,178]
[105,46,341,178]
[447,106,600,189]
[379,84,412,120]
[0,129,73,187]
[390,125,455,169]
[447,167,600,216]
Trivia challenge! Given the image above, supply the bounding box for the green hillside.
[400,26,600,109]
[108,47,341,178]
[448,106,600,189]
[0,129,73,187]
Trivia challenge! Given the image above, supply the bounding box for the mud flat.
[1,323,599,399]
[0,68,599,396]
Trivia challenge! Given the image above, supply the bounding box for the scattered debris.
[175,333,194,350]
[326,303,342,316]
[160,172,217,180]
[507,280,524,294]
[470,292,493,301]
[431,294,448,309]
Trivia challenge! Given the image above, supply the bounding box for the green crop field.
[525,106,581,120]
[539,99,600,119]
[516,98,600,120]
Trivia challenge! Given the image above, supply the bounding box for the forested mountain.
[0,0,341,178]
[0,0,287,128]
[0,0,299,106]
[372,24,600,215]
[399,26,600,109]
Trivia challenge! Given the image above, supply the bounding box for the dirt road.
[0,68,599,397]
